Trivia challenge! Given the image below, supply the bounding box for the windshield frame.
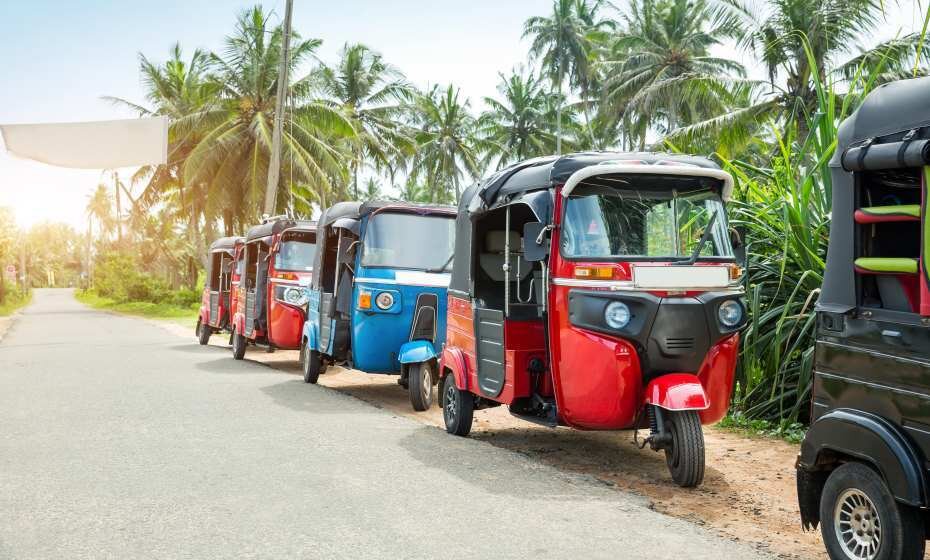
[359,211,456,272]
[273,231,317,272]
[558,185,735,263]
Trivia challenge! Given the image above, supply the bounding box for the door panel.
[475,307,505,397]
[209,292,219,326]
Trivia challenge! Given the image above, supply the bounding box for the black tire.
[664,409,705,487]
[441,374,473,436]
[302,343,321,384]
[407,362,434,411]
[197,319,211,346]
[231,327,246,360]
[820,462,925,560]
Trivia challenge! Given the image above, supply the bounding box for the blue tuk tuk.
[301,201,457,410]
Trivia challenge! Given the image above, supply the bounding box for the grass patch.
[0,290,32,316]
[76,289,199,325]
[717,412,806,444]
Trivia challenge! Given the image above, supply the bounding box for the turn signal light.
[728,263,743,281]
[275,272,299,281]
[358,292,372,309]
[574,266,613,279]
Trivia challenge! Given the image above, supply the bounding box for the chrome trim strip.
[816,371,930,401]
[550,277,742,292]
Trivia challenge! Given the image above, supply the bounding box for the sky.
[0,0,924,228]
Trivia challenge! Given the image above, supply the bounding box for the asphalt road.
[0,289,773,559]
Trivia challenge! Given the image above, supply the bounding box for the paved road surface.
[0,289,772,559]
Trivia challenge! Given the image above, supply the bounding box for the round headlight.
[375,292,394,310]
[604,301,631,330]
[718,300,743,328]
[284,287,306,305]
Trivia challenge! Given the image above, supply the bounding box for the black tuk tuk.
[797,77,930,560]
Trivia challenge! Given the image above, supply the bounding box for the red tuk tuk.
[231,218,317,359]
[197,236,243,345]
[439,153,746,487]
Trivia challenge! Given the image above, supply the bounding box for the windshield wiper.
[674,210,719,266]
[426,253,454,273]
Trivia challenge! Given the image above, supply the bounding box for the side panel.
[267,298,305,350]
[474,307,505,397]
[696,334,739,424]
[208,291,220,327]
[444,294,478,391]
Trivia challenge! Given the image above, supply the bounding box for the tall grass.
[721,37,894,423]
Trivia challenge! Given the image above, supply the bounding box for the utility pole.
[262,0,294,217]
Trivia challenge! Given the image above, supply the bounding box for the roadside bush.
[91,253,191,307]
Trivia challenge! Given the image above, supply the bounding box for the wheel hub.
[834,488,881,560]
[445,385,456,419]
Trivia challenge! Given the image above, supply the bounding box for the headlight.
[604,301,631,330]
[276,285,309,307]
[718,299,743,328]
[375,292,394,310]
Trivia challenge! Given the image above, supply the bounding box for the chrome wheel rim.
[834,488,881,560]
[444,384,457,422]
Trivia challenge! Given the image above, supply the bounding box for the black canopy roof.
[209,236,243,253]
[245,219,316,242]
[470,151,723,210]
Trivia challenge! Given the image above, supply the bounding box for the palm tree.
[315,43,414,199]
[360,178,382,201]
[409,85,482,202]
[85,184,114,243]
[182,6,355,227]
[480,68,559,167]
[602,0,744,134]
[523,0,611,152]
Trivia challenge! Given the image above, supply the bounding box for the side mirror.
[730,226,747,266]
[523,222,550,262]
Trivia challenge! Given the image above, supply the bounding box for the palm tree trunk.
[556,71,563,156]
[113,173,122,246]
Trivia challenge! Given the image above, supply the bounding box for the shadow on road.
[259,379,370,414]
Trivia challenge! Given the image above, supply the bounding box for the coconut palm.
[601,0,745,134]
[480,68,559,168]
[182,6,355,227]
[409,85,482,202]
[85,184,114,243]
[523,0,611,152]
[314,43,414,199]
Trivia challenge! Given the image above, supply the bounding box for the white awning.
[0,116,168,169]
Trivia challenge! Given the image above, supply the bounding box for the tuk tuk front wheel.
[664,410,705,487]
[231,327,246,360]
[197,319,211,346]
[407,362,434,411]
[820,462,925,560]
[441,374,473,436]
[302,344,322,384]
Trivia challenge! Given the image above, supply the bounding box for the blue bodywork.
[303,212,450,375]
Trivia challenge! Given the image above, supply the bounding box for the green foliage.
[92,253,197,309]
[717,412,806,443]
[0,281,30,317]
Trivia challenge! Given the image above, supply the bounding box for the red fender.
[644,373,709,411]
[440,346,469,391]
[232,312,245,334]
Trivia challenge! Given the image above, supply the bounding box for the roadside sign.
[4,265,15,280]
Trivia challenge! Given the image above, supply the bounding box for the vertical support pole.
[263,0,294,217]
[920,166,930,316]
[504,206,511,317]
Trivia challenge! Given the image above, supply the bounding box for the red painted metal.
[644,373,709,411]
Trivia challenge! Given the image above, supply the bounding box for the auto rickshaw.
[196,236,243,345]
[230,217,317,360]
[439,152,746,487]
[796,77,930,560]
[301,201,456,410]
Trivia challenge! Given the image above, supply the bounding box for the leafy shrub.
[92,253,191,307]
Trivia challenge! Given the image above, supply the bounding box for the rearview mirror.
[523,222,549,262]
[730,226,747,266]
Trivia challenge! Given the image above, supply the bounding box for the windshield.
[562,187,733,259]
[274,239,316,271]
[361,212,455,271]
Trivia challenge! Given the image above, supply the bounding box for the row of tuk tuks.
[198,77,930,560]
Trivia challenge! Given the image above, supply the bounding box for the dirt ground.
[182,334,819,560]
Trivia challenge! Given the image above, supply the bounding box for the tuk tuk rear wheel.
[442,374,473,436]
[303,344,322,384]
[231,328,246,360]
[820,462,925,560]
[408,362,434,411]
[197,319,211,346]
[664,410,705,487]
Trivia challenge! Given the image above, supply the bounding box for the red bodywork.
[199,240,244,332]
[231,237,311,351]
[440,184,740,431]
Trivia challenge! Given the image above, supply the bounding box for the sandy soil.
[169,328,819,560]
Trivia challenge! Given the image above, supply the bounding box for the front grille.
[665,337,694,350]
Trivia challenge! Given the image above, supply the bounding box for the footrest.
[854,205,920,224]
[854,257,919,274]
